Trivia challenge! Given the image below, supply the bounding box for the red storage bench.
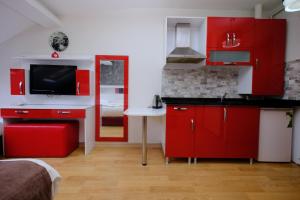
[4,121,79,157]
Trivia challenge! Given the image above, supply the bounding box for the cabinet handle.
[15,110,29,114]
[255,58,259,68]
[173,107,188,111]
[57,111,71,114]
[19,81,23,95]
[223,107,227,121]
[191,119,195,132]
[223,62,236,65]
[77,82,80,95]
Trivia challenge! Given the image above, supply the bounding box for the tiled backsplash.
[162,67,240,98]
[283,61,300,100]
[162,61,300,99]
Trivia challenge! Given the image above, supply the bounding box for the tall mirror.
[95,55,128,141]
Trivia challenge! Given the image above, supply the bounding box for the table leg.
[142,116,147,166]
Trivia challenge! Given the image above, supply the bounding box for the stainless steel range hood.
[166,23,205,64]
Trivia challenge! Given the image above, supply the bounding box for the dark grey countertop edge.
[162,97,300,108]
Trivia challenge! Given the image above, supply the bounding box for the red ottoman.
[4,121,79,157]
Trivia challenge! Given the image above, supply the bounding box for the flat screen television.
[30,64,77,95]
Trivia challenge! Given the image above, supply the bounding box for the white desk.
[124,107,166,165]
[1,104,95,155]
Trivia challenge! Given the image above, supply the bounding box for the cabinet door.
[195,106,226,158]
[166,105,195,158]
[76,70,90,96]
[268,20,286,95]
[252,19,286,96]
[207,17,232,48]
[225,107,260,158]
[230,18,254,49]
[10,69,25,95]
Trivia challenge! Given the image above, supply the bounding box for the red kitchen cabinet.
[76,70,90,96]
[10,69,25,95]
[166,105,195,158]
[195,106,226,158]
[225,107,260,158]
[206,17,254,66]
[207,17,254,49]
[166,105,259,161]
[252,19,286,96]
[207,17,232,48]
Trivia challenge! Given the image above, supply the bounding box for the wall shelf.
[13,55,94,62]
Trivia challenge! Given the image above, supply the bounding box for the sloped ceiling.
[0,0,61,46]
[0,3,35,45]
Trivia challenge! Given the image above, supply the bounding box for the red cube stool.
[4,121,79,157]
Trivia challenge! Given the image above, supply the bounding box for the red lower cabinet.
[166,105,195,158]
[195,106,226,158]
[166,105,259,160]
[225,107,260,158]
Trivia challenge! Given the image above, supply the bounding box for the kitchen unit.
[206,17,254,66]
[162,98,300,164]
[166,104,259,164]
[165,16,286,97]
[206,17,286,96]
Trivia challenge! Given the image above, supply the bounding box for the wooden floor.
[100,126,123,138]
[43,146,300,200]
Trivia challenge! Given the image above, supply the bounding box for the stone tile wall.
[283,61,300,100]
[162,60,300,99]
[162,67,240,98]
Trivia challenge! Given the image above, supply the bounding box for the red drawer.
[1,109,85,119]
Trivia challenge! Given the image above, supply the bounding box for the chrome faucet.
[221,92,228,102]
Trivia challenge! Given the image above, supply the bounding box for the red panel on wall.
[10,69,25,95]
[76,70,90,96]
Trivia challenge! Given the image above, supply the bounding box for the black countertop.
[162,97,300,108]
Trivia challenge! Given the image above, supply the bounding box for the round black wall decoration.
[49,32,69,52]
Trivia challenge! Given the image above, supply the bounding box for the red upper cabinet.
[195,106,226,158]
[206,17,254,66]
[207,17,232,48]
[252,19,286,96]
[10,69,25,95]
[207,17,254,49]
[224,107,260,158]
[76,70,90,96]
[166,105,195,158]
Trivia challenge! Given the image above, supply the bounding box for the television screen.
[30,64,77,95]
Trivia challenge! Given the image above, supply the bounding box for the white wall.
[0,8,251,143]
[274,11,300,62]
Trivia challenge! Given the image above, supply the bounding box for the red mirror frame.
[95,55,128,142]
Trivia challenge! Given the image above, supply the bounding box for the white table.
[124,107,166,165]
[1,104,95,155]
